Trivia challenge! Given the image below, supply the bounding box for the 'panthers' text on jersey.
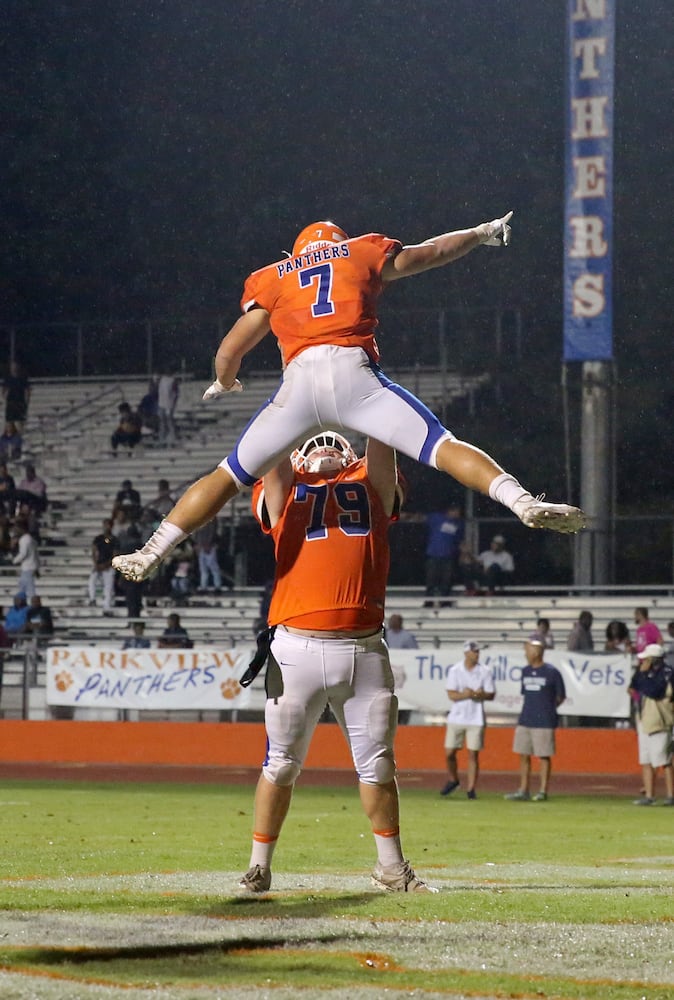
[241,233,401,367]
[252,458,392,631]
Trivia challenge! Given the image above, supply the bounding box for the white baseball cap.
[637,643,664,659]
[463,640,487,653]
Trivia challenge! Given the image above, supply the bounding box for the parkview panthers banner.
[47,644,631,718]
[563,0,614,361]
[47,646,253,711]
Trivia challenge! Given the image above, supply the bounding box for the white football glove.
[475,210,513,247]
[202,378,243,401]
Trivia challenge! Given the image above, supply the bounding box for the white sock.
[140,519,187,558]
[249,834,279,870]
[488,473,533,513]
[373,829,404,867]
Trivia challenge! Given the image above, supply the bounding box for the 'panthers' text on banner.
[563,0,615,362]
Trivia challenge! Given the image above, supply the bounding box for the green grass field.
[0,778,672,999]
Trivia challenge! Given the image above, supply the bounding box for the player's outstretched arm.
[203,308,271,400]
[383,211,513,281]
[364,438,398,516]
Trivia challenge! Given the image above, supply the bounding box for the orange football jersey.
[252,458,392,631]
[241,233,402,366]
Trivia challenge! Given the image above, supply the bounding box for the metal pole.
[576,361,612,586]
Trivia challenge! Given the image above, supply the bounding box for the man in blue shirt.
[505,634,566,802]
[424,503,464,600]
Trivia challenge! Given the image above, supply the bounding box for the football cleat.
[239,865,272,893]
[291,430,358,475]
[292,221,349,257]
[512,494,587,534]
[371,860,438,893]
[112,551,160,582]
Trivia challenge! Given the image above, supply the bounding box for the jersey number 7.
[299,263,335,317]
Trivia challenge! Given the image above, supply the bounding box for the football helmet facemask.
[292,221,349,257]
[291,431,358,475]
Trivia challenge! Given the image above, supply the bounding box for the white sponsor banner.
[47,644,632,718]
[388,646,631,719]
[46,646,255,710]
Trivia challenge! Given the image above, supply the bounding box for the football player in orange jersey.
[113,212,586,583]
[239,431,436,893]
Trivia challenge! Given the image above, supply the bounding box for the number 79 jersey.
[241,233,401,367]
[252,458,392,632]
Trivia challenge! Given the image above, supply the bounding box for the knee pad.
[262,754,301,787]
[354,691,399,784]
[372,751,397,785]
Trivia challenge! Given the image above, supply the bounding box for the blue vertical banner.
[564,0,615,362]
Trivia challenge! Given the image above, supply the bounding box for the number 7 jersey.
[252,458,392,632]
[241,233,402,367]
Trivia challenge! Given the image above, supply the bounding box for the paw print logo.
[220,678,241,700]
[55,670,73,692]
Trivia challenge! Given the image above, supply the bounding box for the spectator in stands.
[633,607,663,655]
[423,502,464,600]
[158,612,192,649]
[168,540,196,606]
[5,592,29,638]
[456,540,484,596]
[605,619,632,654]
[111,402,142,457]
[122,621,151,649]
[531,617,555,649]
[137,378,159,438]
[0,511,12,560]
[385,614,418,650]
[194,518,222,593]
[16,462,48,514]
[113,510,144,619]
[157,373,179,447]
[0,421,22,462]
[2,360,30,432]
[478,534,514,594]
[113,479,142,520]
[25,595,54,637]
[629,644,674,806]
[566,610,594,652]
[505,635,566,802]
[145,479,176,519]
[11,518,39,598]
[89,518,118,614]
[0,462,16,515]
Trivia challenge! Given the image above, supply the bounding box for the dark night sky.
[2,1,673,505]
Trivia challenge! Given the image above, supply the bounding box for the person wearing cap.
[477,535,514,595]
[441,640,495,799]
[505,634,566,802]
[628,644,674,806]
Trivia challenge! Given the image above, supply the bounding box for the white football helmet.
[291,431,358,474]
